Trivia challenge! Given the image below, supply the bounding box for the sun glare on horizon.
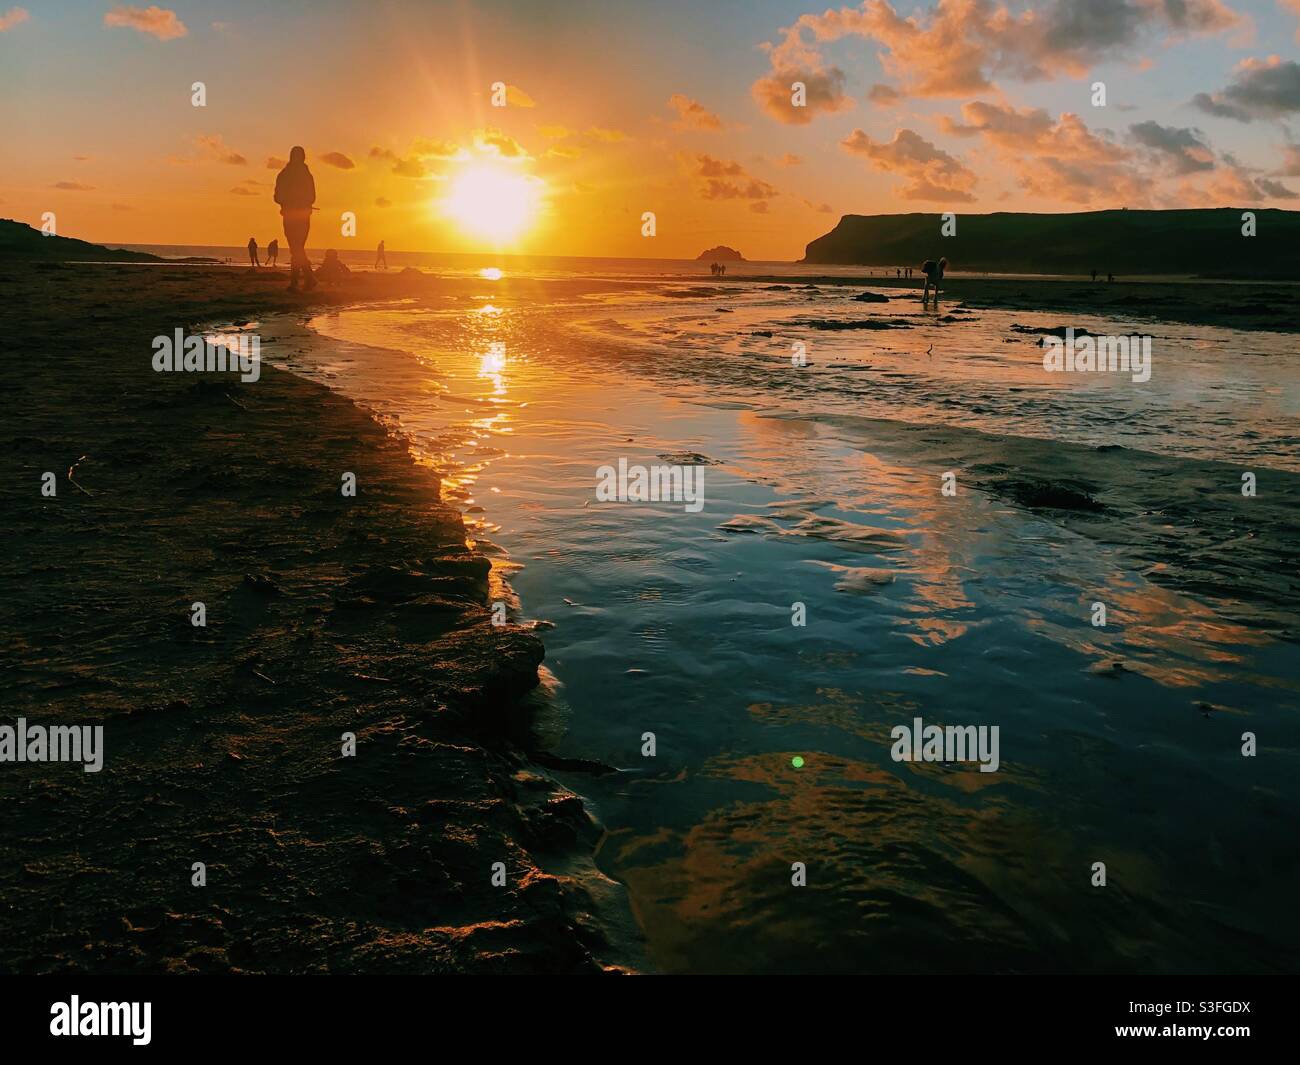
[441,163,543,246]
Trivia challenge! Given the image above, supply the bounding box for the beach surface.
[256,258,1298,972]
[4,257,1298,974]
[0,261,639,973]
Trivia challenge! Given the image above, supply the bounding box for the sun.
[441,163,543,245]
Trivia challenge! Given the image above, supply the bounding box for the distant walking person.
[266,239,279,267]
[920,257,947,305]
[274,146,316,292]
[375,240,387,270]
[247,237,260,268]
[1091,268,1097,282]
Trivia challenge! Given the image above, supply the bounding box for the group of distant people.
[242,146,389,291]
[246,237,278,268]
[708,261,728,277]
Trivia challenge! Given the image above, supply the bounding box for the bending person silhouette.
[274,146,316,292]
[266,239,279,267]
[920,256,947,306]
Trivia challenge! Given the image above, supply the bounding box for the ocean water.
[243,268,1299,973]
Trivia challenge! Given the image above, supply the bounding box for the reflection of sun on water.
[479,342,507,396]
[479,267,503,280]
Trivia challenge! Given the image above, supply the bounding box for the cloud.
[410,137,459,158]
[0,6,29,32]
[391,157,427,178]
[1255,176,1298,197]
[103,4,187,40]
[668,93,723,131]
[802,198,834,213]
[1192,56,1300,122]
[688,154,779,201]
[51,181,94,191]
[753,0,1244,110]
[266,156,286,169]
[752,65,852,125]
[778,153,803,166]
[194,134,246,165]
[1018,155,1150,205]
[1189,92,1249,121]
[1189,163,1299,202]
[544,144,581,160]
[1128,120,1215,173]
[868,83,901,106]
[1275,144,1300,175]
[375,196,391,208]
[229,186,259,196]
[371,139,460,178]
[750,201,770,213]
[583,127,629,143]
[319,151,355,169]
[542,126,630,145]
[937,101,1148,204]
[474,128,528,158]
[840,127,977,201]
[941,101,1126,159]
[895,100,1190,206]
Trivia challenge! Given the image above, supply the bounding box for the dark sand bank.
[740,273,1300,333]
[0,262,638,973]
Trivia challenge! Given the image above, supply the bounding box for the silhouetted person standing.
[1091,268,1097,282]
[247,237,259,267]
[375,240,387,270]
[266,239,279,267]
[274,146,316,292]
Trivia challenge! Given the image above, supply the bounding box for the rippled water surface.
[254,276,1299,973]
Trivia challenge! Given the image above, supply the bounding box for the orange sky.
[2,1,1298,260]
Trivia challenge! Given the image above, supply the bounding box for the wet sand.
[0,262,639,973]
[741,272,1300,334]
[2,258,1296,975]
[260,283,1300,974]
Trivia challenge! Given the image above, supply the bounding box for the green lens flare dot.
[791,756,805,769]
